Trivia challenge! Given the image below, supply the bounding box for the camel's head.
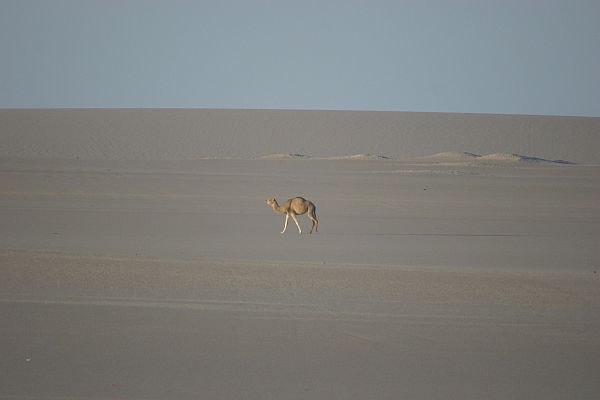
[265,198,276,207]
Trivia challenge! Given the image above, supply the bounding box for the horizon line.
[1,106,598,119]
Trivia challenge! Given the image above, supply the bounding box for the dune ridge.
[319,154,391,160]
[411,151,576,165]
[256,153,308,160]
[1,109,598,163]
[257,153,394,160]
[255,151,574,164]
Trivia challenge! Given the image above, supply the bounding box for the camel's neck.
[270,201,286,214]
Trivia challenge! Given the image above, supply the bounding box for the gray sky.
[1,0,599,116]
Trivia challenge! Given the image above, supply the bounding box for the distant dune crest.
[321,154,391,160]
[478,153,570,163]
[422,151,481,160]
[257,153,391,160]
[257,151,574,164]
[1,109,596,163]
[413,152,575,165]
[257,153,307,160]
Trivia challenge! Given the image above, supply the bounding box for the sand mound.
[323,154,391,160]
[256,153,308,160]
[412,151,574,165]
[480,153,534,162]
[422,151,481,160]
[258,153,392,160]
[479,153,574,164]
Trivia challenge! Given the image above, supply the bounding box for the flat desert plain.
[1,156,599,400]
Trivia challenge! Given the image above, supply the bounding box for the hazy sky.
[1,0,599,116]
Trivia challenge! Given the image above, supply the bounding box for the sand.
[1,108,600,163]
[1,109,599,399]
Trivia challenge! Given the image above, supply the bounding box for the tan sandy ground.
[1,158,599,399]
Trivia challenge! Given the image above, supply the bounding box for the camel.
[265,197,318,234]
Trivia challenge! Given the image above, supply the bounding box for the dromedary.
[265,197,318,234]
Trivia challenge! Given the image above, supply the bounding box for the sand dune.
[410,151,576,165]
[319,153,391,160]
[257,153,308,159]
[1,108,599,163]
[477,153,574,164]
[254,151,573,163]
[422,151,481,159]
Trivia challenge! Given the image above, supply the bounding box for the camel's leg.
[281,214,289,234]
[308,207,318,234]
[309,217,318,234]
[290,214,302,234]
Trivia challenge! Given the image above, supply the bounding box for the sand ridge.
[409,151,577,165]
[2,108,599,163]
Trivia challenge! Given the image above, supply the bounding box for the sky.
[1,0,599,116]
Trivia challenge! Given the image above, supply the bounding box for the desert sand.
[2,108,599,163]
[1,109,599,399]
